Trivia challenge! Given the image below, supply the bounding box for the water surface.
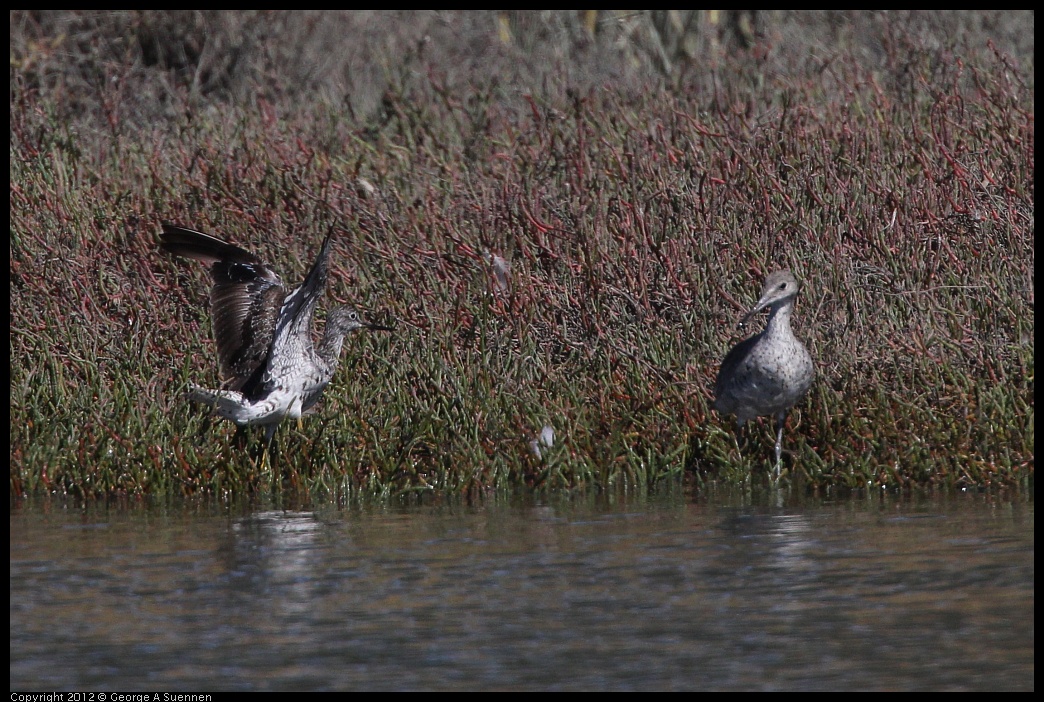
[10,490,1033,690]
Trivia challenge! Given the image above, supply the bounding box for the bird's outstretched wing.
[159,223,286,391]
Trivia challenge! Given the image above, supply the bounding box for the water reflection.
[223,511,324,616]
[10,492,1033,691]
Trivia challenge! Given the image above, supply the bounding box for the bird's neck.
[316,329,348,372]
[764,302,794,336]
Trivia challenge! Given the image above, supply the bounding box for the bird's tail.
[187,384,248,417]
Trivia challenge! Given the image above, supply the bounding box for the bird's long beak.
[739,298,771,328]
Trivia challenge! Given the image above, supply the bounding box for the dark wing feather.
[271,231,333,345]
[259,231,332,360]
[713,333,759,413]
[159,223,285,388]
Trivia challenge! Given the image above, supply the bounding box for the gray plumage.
[714,270,814,472]
[159,223,390,456]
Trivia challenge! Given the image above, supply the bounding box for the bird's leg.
[772,412,787,477]
[730,420,748,462]
[232,424,249,451]
[259,424,277,473]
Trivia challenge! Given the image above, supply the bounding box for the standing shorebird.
[714,270,814,474]
[159,223,391,465]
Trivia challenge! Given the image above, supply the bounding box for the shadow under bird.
[714,270,814,474]
[159,223,391,463]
